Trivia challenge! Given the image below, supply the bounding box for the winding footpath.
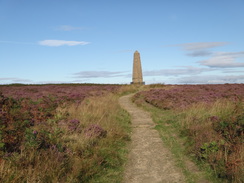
[119,94,185,183]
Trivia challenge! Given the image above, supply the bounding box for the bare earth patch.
[119,94,185,183]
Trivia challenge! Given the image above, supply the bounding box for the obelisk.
[131,50,144,85]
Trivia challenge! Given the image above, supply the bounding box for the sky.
[1,0,244,85]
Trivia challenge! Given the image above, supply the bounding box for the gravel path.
[119,94,186,183]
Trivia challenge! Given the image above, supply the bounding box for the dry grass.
[116,84,142,95]
[181,99,236,127]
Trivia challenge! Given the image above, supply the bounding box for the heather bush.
[84,124,107,138]
[0,84,121,101]
[0,92,61,155]
[136,84,244,110]
[68,119,80,132]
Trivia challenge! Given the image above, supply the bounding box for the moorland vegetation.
[1,83,243,182]
[0,84,133,182]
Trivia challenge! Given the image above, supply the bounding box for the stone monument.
[131,50,145,85]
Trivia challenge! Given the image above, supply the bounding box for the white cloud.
[199,51,244,68]
[38,40,90,47]
[143,66,213,77]
[173,42,229,51]
[73,71,127,78]
[57,25,84,31]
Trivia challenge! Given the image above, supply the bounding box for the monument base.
[130,82,145,85]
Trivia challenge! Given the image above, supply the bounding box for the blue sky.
[1,0,244,84]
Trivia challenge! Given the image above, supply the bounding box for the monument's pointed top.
[135,50,139,53]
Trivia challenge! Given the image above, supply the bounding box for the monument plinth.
[131,50,145,85]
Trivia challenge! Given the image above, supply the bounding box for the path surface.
[119,94,185,183]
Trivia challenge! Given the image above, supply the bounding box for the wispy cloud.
[171,42,229,58]
[177,75,244,84]
[57,25,84,31]
[71,79,89,83]
[173,42,229,51]
[38,40,90,47]
[221,69,244,73]
[73,71,127,78]
[187,50,212,57]
[0,77,32,83]
[12,79,33,83]
[1,40,90,47]
[143,66,213,77]
[0,77,17,81]
[198,51,244,68]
